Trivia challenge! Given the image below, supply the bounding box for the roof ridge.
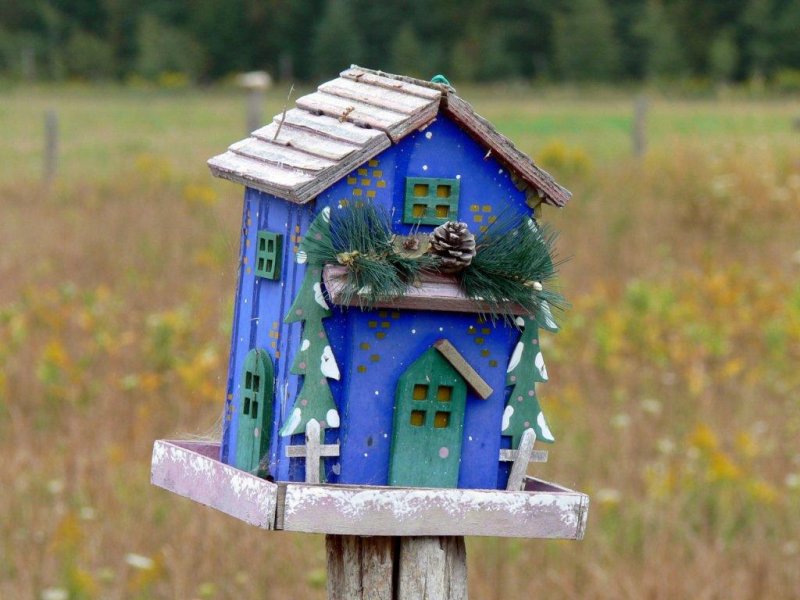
[346,65,454,95]
[209,66,571,207]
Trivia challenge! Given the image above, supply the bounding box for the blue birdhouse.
[208,66,572,491]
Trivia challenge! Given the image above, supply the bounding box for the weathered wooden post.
[44,109,58,183]
[326,535,469,600]
[289,420,468,598]
[152,66,588,598]
[237,71,272,134]
[632,94,648,158]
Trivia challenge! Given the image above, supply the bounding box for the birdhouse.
[152,67,588,545]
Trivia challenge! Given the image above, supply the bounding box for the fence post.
[632,94,648,159]
[246,89,263,134]
[237,71,272,134]
[44,109,58,184]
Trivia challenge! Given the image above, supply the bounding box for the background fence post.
[44,109,58,184]
[238,71,272,134]
[632,94,648,159]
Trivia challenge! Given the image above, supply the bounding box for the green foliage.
[773,0,800,70]
[448,24,522,83]
[1,0,800,84]
[135,14,204,82]
[301,203,439,307]
[188,0,249,79]
[0,27,43,79]
[773,68,800,92]
[312,0,363,79]
[741,0,775,77]
[475,26,521,82]
[390,23,425,78]
[449,37,479,82]
[301,204,564,324]
[635,0,687,80]
[461,213,565,322]
[553,0,621,81]
[708,28,739,83]
[64,29,115,80]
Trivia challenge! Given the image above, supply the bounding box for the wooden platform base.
[150,440,589,539]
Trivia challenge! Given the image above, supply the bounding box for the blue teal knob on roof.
[431,74,451,86]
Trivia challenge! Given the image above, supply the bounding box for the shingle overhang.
[209,66,571,207]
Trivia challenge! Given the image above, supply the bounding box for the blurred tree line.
[1,0,800,86]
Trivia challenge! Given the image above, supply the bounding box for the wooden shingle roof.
[209,66,571,207]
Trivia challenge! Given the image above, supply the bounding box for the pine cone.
[429,221,476,273]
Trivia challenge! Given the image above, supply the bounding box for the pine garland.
[460,212,566,322]
[301,203,439,307]
[302,203,566,324]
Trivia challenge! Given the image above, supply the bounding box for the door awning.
[433,339,493,400]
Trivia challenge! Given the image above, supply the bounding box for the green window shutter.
[235,348,274,476]
[255,231,283,280]
[403,177,460,225]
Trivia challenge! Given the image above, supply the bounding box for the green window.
[403,177,460,225]
[255,231,282,280]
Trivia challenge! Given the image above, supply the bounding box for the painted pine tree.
[501,311,557,448]
[280,207,341,437]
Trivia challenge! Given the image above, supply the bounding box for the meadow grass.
[1,84,799,599]
[2,83,797,182]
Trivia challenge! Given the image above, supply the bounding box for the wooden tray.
[151,440,589,539]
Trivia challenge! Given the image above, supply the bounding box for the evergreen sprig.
[461,211,567,322]
[301,204,566,321]
[301,204,439,306]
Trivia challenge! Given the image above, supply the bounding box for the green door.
[389,348,467,488]
[235,348,274,475]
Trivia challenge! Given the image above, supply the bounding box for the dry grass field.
[1,83,799,599]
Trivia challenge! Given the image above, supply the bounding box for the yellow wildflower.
[746,480,778,505]
[708,450,742,482]
[735,431,759,460]
[183,183,218,207]
[689,423,719,452]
